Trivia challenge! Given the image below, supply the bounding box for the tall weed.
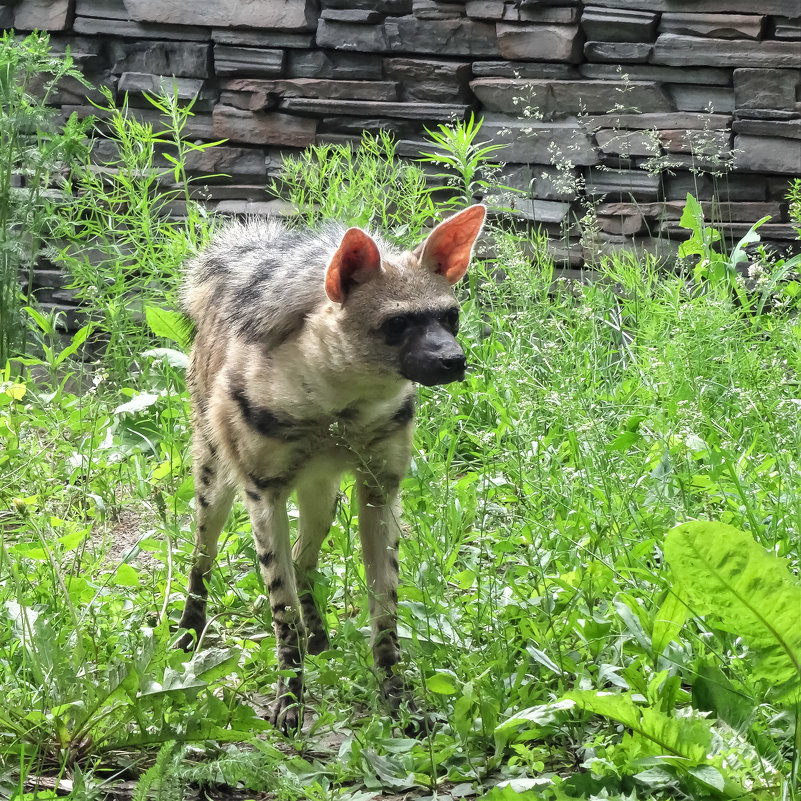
[0,31,91,364]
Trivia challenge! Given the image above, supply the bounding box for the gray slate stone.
[385,16,500,56]
[221,77,398,104]
[668,85,735,114]
[316,20,389,52]
[384,58,471,102]
[659,128,731,156]
[321,8,383,23]
[496,24,582,63]
[318,117,419,137]
[468,2,577,23]
[653,34,801,68]
[0,4,12,25]
[510,198,571,224]
[123,0,318,30]
[74,0,128,19]
[512,6,577,23]
[287,50,383,80]
[774,17,801,40]
[214,46,285,78]
[14,0,72,30]
[118,72,213,103]
[212,29,314,48]
[733,118,801,139]
[734,108,801,120]
[733,69,798,110]
[596,129,660,157]
[322,0,412,12]
[280,97,470,120]
[734,134,801,173]
[584,42,653,63]
[585,168,660,200]
[472,61,580,79]
[109,42,211,78]
[73,17,210,40]
[579,63,731,86]
[465,0,506,19]
[212,106,317,147]
[593,0,796,13]
[659,13,764,40]
[588,111,731,130]
[470,78,673,116]
[581,6,658,43]
[480,115,599,165]
[412,0,464,20]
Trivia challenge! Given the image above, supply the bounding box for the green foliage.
[2,121,801,799]
[665,520,801,702]
[788,178,801,239]
[419,113,509,207]
[679,192,801,316]
[55,88,218,376]
[0,30,92,364]
[272,130,436,242]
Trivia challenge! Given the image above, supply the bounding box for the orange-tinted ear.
[415,204,486,284]
[325,228,382,303]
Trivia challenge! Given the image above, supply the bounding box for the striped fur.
[177,206,485,733]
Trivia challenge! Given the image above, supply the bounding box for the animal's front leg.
[357,473,426,731]
[246,481,305,733]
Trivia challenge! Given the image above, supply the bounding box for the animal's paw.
[268,684,303,734]
[381,673,433,738]
[306,627,330,656]
[174,614,204,651]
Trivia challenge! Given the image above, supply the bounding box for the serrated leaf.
[664,521,801,700]
[145,305,191,349]
[566,690,711,764]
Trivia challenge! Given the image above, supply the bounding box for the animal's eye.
[383,315,409,337]
[442,308,459,331]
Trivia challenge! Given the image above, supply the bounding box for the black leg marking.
[259,550,274,568]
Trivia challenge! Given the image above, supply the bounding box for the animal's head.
[324,205,486,387]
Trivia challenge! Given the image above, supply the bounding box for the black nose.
[440,354,467,373]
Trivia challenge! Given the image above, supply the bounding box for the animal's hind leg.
[246,482,305,733]
[177,438,235,650]
[293,474,341,655]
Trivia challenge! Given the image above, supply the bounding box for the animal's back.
[181,219,350,348]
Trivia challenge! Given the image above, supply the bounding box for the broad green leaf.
[142,347,189,369]
[115,563,139,587]
[692,664,754,728]
[114,392,160,414]
[144,305,191,349]
[664,521,801,701]
[427,672,457,694]
[565,690,711,764]
[651,590,689,655]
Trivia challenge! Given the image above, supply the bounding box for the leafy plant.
[0,30,92,364]
[55,88,219,376]
[678,192,801,315]
[272,129,436,242]
[665,520,801,703]
[419,113,509,207]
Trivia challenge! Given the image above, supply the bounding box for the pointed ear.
[415,204,486,285]
[325,228,382,304]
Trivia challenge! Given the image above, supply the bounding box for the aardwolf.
[177,205,486,732]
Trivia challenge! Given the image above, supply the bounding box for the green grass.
[0,39,798,796]
[1,231,799,799]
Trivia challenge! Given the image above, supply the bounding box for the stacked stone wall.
[5,0,801,309]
